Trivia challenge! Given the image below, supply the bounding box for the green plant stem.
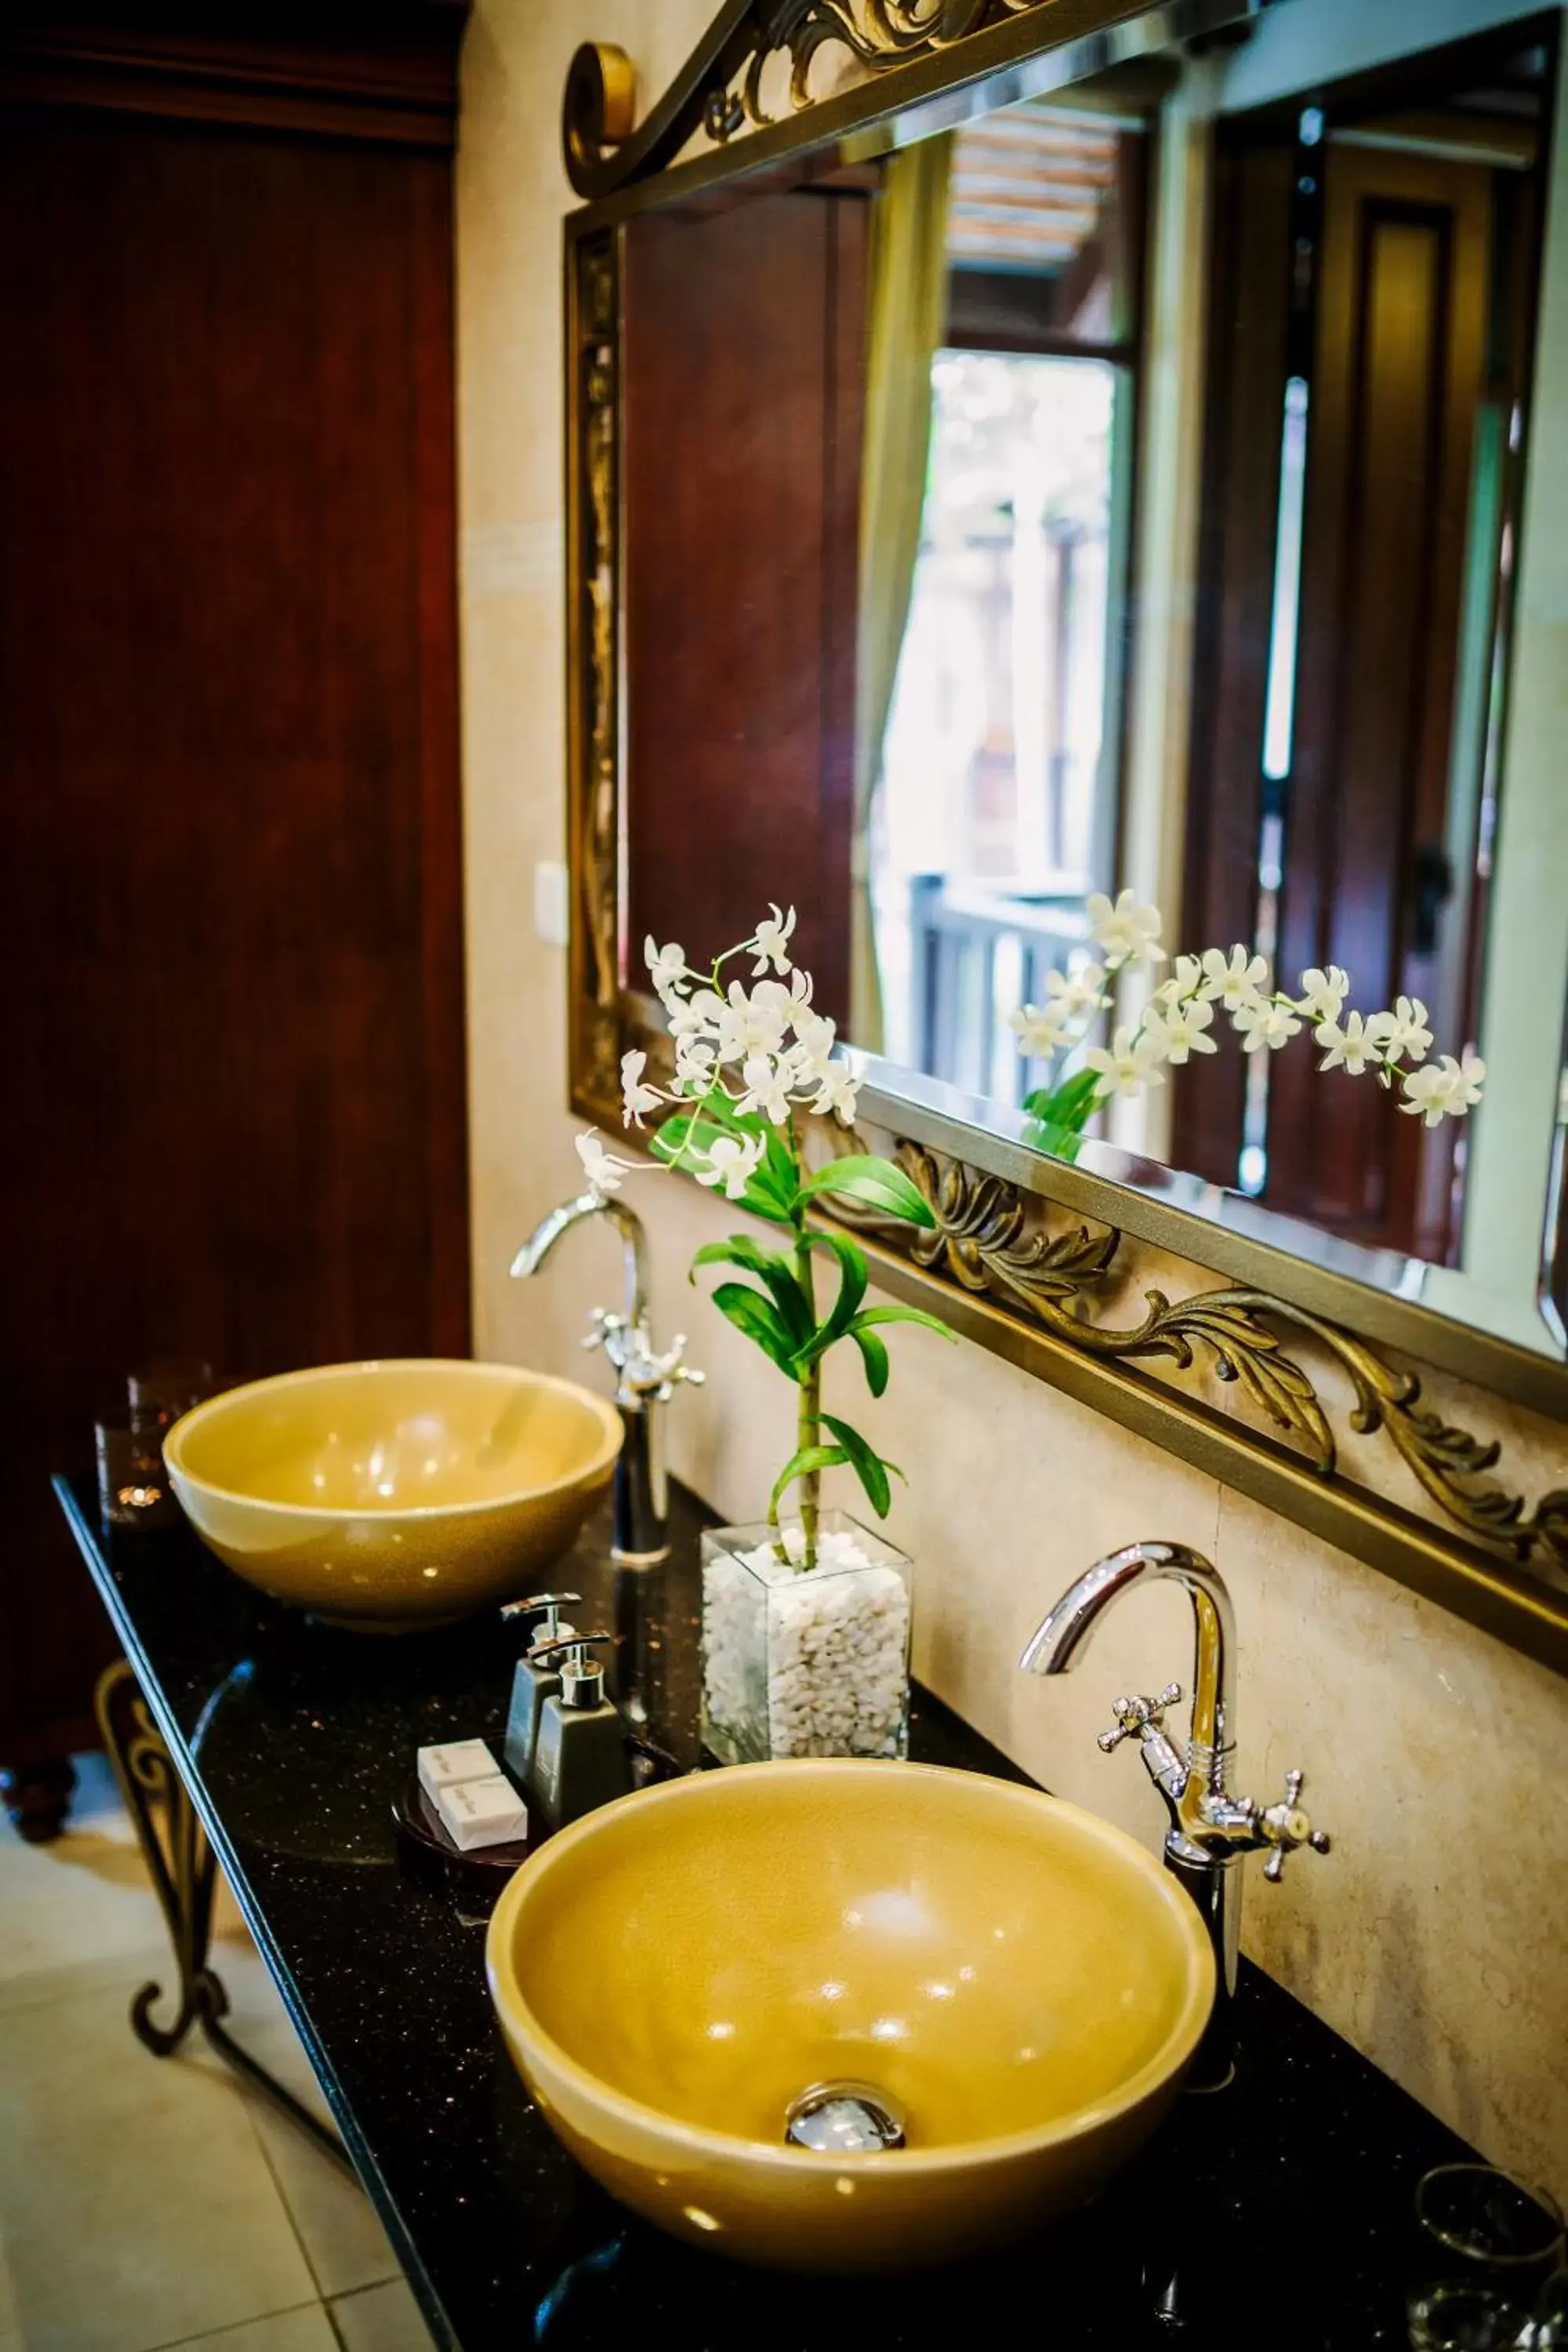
[792,1221,820,1569]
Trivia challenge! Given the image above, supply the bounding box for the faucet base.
[1165,1842,1241,2093]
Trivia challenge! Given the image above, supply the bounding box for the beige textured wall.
[457,0,1568,2195]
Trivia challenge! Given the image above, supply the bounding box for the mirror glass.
[619,0,1568,1356]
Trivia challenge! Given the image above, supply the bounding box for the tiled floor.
[0,1756,437,2352]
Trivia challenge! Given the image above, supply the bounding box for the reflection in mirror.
[619,0,1567,1355]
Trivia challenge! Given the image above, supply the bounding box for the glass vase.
[700,1509,913,1765]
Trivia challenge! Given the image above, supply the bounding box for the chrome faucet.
[1021,1540,1330,2090]
[510,1190,702,1564]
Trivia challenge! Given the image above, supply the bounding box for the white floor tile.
[193,1942,403,2299]
[151,2307,339,2352]
[0,1977,318,2352]
[0,1754,167,1990]
[0,1762,417,2352]
[328,2281,439,2352]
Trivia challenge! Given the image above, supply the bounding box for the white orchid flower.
[1200,946,1270,1011]
[1009,1002,1073,1058]
[1086,1025,1167,1102]
[576,1130,637,1199]
[644,936,688,1000]
[811,1063,860,1125]
[1446,1048,1486,1112]
[1045,959,1108,1016]
[715,978,791,1064]
[668,986,722,1043]
[1087,887,1166,969]
[775,969,818,1035]
[693,1131,764,1202]
[1401,1051,1486,1127]
[1235,999,1303,1054]
[673,1033,717,1092]
[1156,953,1205,1005]
[1008,893,1472,1127]
[1145,995,1218,1066]
[1367,996,1433,1065]
[1316,1011,1378,1076]
[791,1007,838,1083]
[1297,965,1350,1025]
[736,1053,795,1125]
[619,1048,663,1129]
[750,902,797,977]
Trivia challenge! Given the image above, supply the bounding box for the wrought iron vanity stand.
[94,1658,353,2171]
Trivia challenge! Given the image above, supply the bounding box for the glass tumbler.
[95,1422,180,1530]
[1407,2165,1564,2351]
[1528,2270,1568,2350]
[128,1357,216,1432]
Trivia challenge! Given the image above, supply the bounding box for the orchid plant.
[575,908,954,1570]
[1012,889,1486,1138]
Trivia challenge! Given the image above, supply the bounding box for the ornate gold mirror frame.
[561,0,1568,1677]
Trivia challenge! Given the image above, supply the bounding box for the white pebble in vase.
[701,1510,913,1765]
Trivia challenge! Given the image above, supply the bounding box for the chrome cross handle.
[1098,1682,1183,1754]
[1258,1768,1332,1883]
[585,1308,705,1405]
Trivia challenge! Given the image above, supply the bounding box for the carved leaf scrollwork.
[706,0,1043,140]
[575,238,623,1109]
[823,1142,1568,1577]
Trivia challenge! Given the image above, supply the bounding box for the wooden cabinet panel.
[0,17,467,1831]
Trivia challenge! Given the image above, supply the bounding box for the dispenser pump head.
[528,1632,612,1707]
[500,1592,582,1649]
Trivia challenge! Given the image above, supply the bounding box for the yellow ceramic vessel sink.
[487,1759,1213,2270]
[165,1359,622,1632]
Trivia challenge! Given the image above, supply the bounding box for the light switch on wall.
[533,859,570,948]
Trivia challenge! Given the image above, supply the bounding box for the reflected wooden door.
[1181,132,1515,1259]
[622,183,869,1025]
[1267,145,1492,1254]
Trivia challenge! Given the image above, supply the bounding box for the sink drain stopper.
[784,2082,906,2154]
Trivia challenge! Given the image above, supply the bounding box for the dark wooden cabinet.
[0,5,469,1836]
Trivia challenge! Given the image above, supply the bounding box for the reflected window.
[875,99,1146,1097]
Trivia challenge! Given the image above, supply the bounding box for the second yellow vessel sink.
[487,1759,1213,2270]
[165,1359,622,1632]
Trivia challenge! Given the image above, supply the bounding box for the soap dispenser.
[499,1592,581,1791]
[528,1634,630,1831]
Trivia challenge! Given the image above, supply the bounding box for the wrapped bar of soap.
[416,1739,498,1806]
[434,1773,529,1853]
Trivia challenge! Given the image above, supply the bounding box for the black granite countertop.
[57,1472,1471,2350]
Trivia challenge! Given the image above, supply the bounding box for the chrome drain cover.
[784,2082,906,2154]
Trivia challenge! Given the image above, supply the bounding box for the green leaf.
[787,1232,869,1374]
[652,1110,794,1226]
[848,1304,957,1345]
[691,1238,814,1348]
[769,1444,849,1522]
[821,1414,903,1519]
[650,1108,724,1167]
[1029,1065,1101,1137]
[796,1154,935,1229]
[710,1282,798,1375]
[850,1325,889,1397]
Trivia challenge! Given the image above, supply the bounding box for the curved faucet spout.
[1020,1540,1236,1774]
[1022,1539,1327,2095]
[510,1191,650,1333]
[509,1187,699,1565]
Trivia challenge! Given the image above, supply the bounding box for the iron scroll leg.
[93,1659,353,2172]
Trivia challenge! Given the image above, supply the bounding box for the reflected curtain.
[851,134,953,1050]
